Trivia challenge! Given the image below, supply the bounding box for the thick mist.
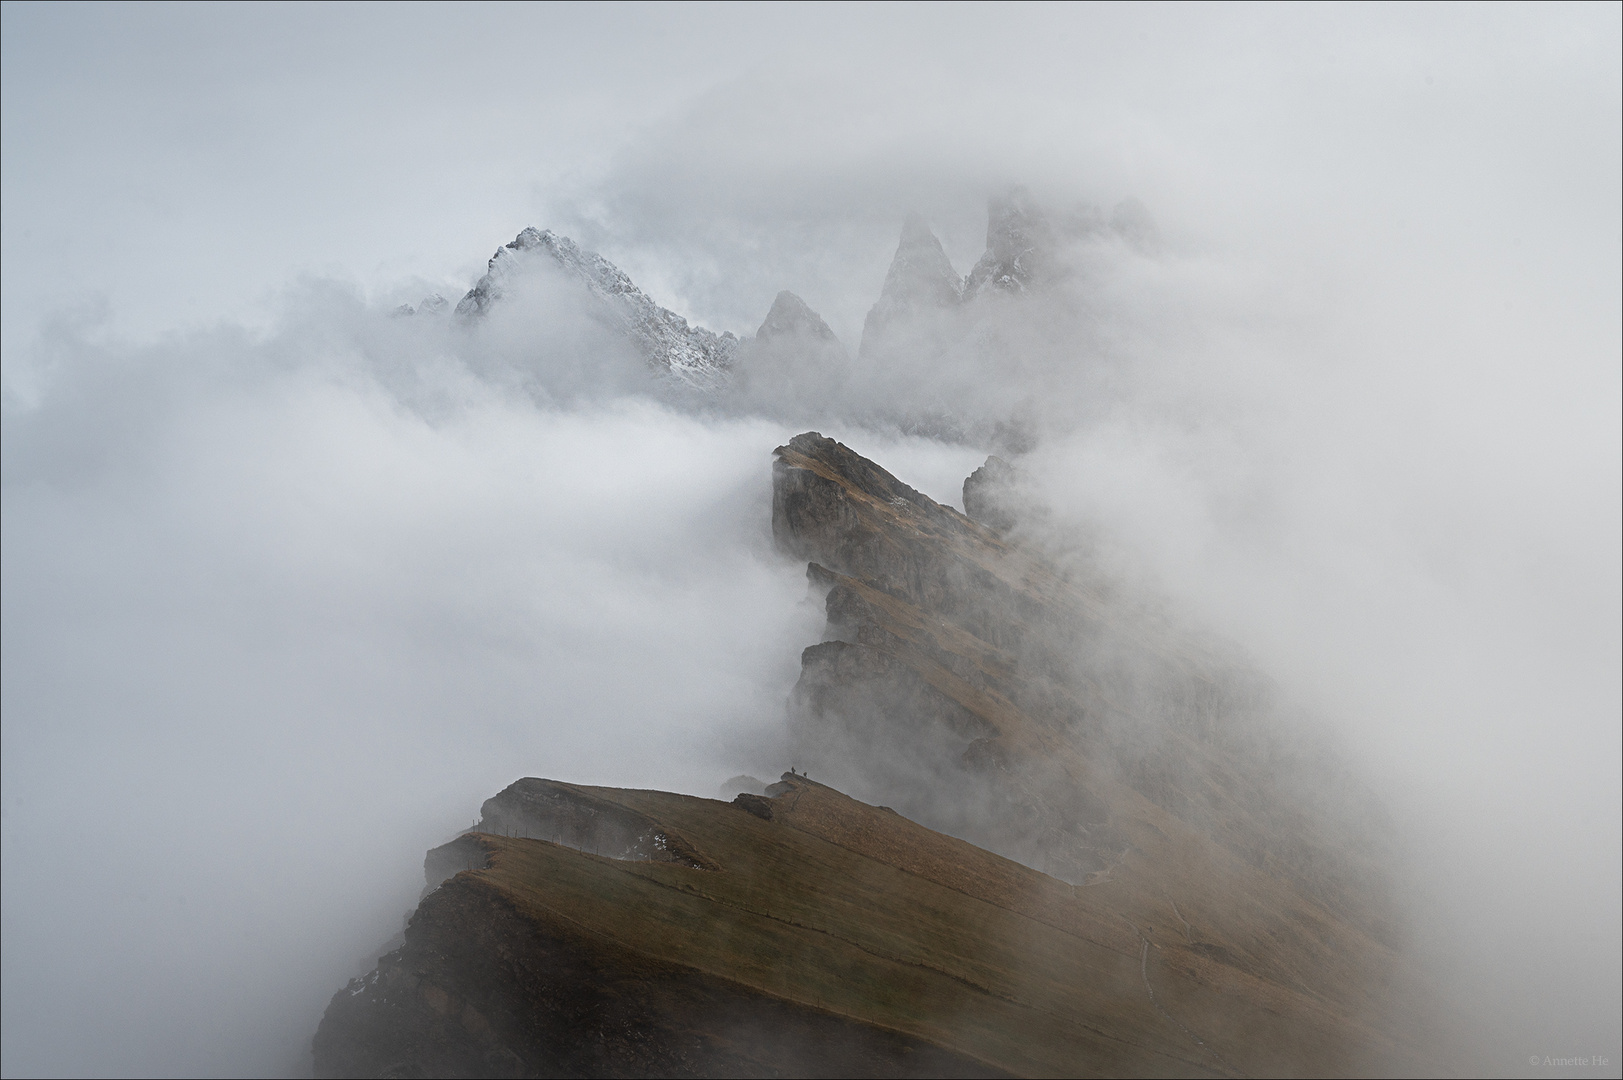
[0,295,991,1076]
[4,5,1619,1078]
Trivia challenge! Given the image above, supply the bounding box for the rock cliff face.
[962,453,1024,532]
[315,433,1439,1078]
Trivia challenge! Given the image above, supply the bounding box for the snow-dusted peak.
[455,228,738,386]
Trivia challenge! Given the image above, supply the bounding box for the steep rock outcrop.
[963,454,1023,532]
[771,431,1437,1069]
[470,777,715,869]
[963,187,1055,298]
[859,215,963,358]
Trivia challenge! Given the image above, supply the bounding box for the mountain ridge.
[447,187,1156,399]
[314,432,1444,1078]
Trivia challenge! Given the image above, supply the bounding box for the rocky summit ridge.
[444,187,1154,394]
[456,226,741,385]
[314,432,1443,1078]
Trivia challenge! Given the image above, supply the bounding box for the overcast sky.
[3,4,1619,1078]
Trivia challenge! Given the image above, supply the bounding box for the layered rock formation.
[315,433,1440,1078]
[315,771,1414,1078]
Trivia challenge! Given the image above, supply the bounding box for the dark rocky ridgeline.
[772,433,1444,1061]
[314,774,1423,1079]
[314,434,1445,1078]
[773,432,1379,885]
[315,781,1014,1080]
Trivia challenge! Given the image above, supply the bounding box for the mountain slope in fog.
[316,773,1410,1078]
[314,197,1447,1077]
[774,435,1432,1047]
[315,435,1444,1077]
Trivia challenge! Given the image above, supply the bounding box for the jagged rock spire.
[731,291,849,413]
[963,186,1053,297]
[880,215,963,309]
[962,455,1020,532]
[859,215,961,357]
[757,291,836,342]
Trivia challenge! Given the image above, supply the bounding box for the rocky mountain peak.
[859,215,962,357]
[964,186,1054,296]
[881,214,963,309]
[454,227,738,386]
[756,291,836,342]
[962,454,1022,532]
[391,293,449,318]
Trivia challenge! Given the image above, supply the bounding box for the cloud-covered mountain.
[450,189,1160,448]
[456,226,741,386]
